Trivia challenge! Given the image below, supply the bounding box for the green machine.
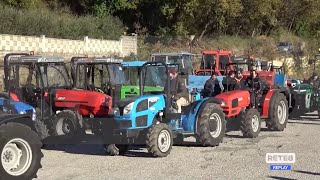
[121,61,164,99]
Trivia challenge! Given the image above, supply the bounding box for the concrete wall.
[0,34,138,60]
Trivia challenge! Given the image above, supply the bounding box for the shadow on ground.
[292,170,320,176]
[288,121,320,126]
[267,176,297,180]
[41,135,155,158]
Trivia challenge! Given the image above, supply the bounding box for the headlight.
[32,108,36,121]
[221,101,227,107]
[123,102,134,115]
[111,107,120,116]
[19,110,27,114]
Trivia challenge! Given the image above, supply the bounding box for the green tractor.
[288,53,320,119]
[121,61,164,99]
[70,57,164,102]
[289,79,320,119]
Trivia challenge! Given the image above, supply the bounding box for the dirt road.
[37,114,320,180]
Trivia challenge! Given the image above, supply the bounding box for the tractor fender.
[262,89,290,118]
[262,89,277,117]
[0,114,37,132]
[182,97,222,133]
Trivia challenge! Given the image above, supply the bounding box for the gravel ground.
[37,114,320,180]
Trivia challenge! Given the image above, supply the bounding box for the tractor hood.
[292,84,313,94]
[215,90,250,117]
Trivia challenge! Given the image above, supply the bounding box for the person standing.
[222,71,236,92]
[245,70,262,108]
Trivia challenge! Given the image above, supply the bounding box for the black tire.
[105,144,129,156]
[197,103,226,146]
[52,110,82,136]
[266,93,289,131]
[146,123,173,157]
[0,123,43,180]
[34,119,50,140]
[240,109,261,138]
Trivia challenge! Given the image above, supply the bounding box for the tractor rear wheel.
[240,109,261,138]
[266,93,288,131]
[146,123,173,158]
[197,103,226,146]
[0,123,43,180]
[105,144,129,156]
[52,110,83,137]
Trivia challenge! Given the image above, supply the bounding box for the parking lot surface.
[37,114,320,180]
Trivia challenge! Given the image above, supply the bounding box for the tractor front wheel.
[266,93,289,131]
[197,103,226,146]
[146,123,173,158]
[240,109,261,138]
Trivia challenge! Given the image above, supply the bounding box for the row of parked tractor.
[0,50,319,179]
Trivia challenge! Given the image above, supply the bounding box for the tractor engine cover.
[54,89,112,116]
[215,90,250,117]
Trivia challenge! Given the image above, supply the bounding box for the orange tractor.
[214,61,291,138]
[194,50,234,76]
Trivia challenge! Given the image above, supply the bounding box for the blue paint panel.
[121,61,147,67]
[188,75,225,92]
[274,74,285,87]
[114,95,166,129]
[0,98,34,113]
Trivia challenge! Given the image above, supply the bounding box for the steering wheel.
[25,84,37,94]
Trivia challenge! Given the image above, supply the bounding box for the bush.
[0,4,125,40]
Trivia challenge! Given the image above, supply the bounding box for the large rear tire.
[197,103,226,146]
[266,93,288,131]
[0,123,43,180]
[146,123,173,158]
[240,109,261,138]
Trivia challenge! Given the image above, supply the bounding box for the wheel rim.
[251,115,260,132]
[56,118,74,135]
[157,129,171,153]
[277,101,287,124]
[209,113,222,138]
[1,138,33,176]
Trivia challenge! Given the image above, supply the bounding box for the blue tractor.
[0,94,49,140]
[105,62,226,157]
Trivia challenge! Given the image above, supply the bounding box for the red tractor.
[194,50,234,76]
[3,53,114,139]
[215,62,290,138]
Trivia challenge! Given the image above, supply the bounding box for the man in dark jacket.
[203,73,221,97]
[245,70,262,108]
[234,69,246,90]
[222,71,236,92]
[165,68,189,113]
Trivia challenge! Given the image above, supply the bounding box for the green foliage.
[2,0,42,9]
[0,3,125,40]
